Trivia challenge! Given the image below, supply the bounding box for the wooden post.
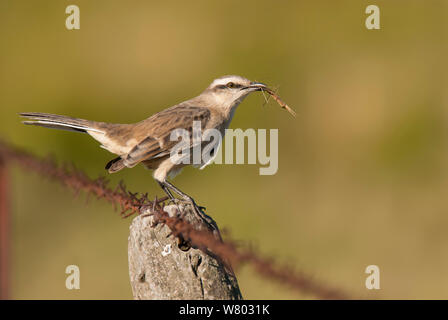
[0,159,9,299]
[128,203,242,300]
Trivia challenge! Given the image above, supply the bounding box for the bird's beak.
[245,81,267,91]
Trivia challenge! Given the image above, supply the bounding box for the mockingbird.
[20,75,285,224]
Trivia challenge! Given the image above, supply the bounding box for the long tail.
[20,112,104,134]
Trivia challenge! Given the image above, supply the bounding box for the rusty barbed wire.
[0,140,350,299]
[0,141,162,217]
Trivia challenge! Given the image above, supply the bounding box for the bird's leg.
[157,181,176,201]
[162,180,203,210]
[157,181,187,218]
[157,180,201,221]
[162,180,217,231]
[163,180,206,211]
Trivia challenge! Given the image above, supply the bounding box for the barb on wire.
[0,140,350,299]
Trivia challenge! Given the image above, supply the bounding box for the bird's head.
[200,75,267,111]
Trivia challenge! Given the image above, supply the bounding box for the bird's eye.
[226,82,235,88]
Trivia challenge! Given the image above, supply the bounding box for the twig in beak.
[262,87,296,117]
[260,88,269,106]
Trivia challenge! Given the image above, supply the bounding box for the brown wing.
[122,105,211,168]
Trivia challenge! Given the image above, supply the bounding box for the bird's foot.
[191,202,218,232]
[172,197,216,232]
[163,195,217,233]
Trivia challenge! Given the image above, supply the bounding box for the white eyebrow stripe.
[211,76,245,87]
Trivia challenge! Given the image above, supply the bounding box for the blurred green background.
[1,0,447,299]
